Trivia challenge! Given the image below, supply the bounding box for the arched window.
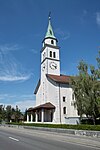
[51,40,54,44]
[53,52,56,58]
[50,51,52,57]
[63,107,66,114]
[63,96,66,102]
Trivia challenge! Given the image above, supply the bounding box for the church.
[26,16,79,124]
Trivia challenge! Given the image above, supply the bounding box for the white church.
[27,16,79,124]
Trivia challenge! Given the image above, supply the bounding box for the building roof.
[34,79,40,94]
[27,102,55,112]
[47,74,71,84]
[34,74,71,94]
[45,15,56,39]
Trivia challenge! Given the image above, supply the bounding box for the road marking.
[9,137,19,142]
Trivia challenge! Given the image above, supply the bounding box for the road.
[0,126,100,150]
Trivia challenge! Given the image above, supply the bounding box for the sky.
[0,0,100,112]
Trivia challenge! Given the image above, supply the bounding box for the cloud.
[0,93,34,102]
[0,74,31,82]
[55,28,70,40]
[0,100,35,112]
[96,12,100,26]
[0,94,35,112]
[80,10,88,24]
[0,44,32,82]
[30,48,38,54]
[14,100,35,112]
[0,94,12,101]
[83,10,87,15]
[0,44,21,54]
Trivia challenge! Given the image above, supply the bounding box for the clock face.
[49,62,57,70]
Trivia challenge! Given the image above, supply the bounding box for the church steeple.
[43,14,58,47]
[41,15,60,76]
[45,14,56,39]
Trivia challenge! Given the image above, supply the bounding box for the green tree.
[0,105,6,122]
[24,109,27,121]
[6,105,12,122]
[71,52,100,125]
[14,105,22,122]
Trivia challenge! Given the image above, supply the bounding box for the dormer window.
[49,29,52,35]
[51,40,54,45]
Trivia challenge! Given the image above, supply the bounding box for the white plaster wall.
[41,47,48,62]
[44,38,57,46]
[36,84,42,106]
[41,47,60,64]
[47,47,60,60]
[59,84,79,123]
[45,77,61,123]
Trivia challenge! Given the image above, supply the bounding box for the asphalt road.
[0,126,100,150]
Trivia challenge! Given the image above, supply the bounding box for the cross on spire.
[49,12,51,20]
[45,13,56,39]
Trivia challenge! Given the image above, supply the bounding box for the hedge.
[7,122,100,131]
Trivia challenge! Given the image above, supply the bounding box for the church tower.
[41,15,60,79]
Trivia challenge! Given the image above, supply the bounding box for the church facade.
[26,16,79,124]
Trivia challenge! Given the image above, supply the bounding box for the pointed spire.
[45,13,56,39]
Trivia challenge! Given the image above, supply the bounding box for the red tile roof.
[27,102,55,112]
[47,74,71,84]
[34,74,71,94]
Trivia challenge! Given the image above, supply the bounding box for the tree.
[24,109,27,121]
[0,105,6,122]
[71,52,100,125]
[15,105,21,122]
[6,105,12,122]
[0,104,24,123]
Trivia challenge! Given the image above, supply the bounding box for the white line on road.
[9,137,19,142]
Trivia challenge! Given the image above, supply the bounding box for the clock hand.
[52,64,57,69]
[52,64,55,67]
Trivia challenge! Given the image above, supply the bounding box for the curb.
[2,124,100,138]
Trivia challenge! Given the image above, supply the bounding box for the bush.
[81,118,100,125]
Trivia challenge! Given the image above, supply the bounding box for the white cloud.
[30,48,38,54]
[13,100,35,112]
[96,12,100,26]
[0,44,21,53]
[80,10,88,24]
[0,94,10,100]
[0,99,35,112]
[0,93,35,112]
[0,74,31,82]
[0,44,32,82]
[55,28,70,40]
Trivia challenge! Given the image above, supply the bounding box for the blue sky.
[0,0,100,112]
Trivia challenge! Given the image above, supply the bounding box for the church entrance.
[27,102,55,123]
